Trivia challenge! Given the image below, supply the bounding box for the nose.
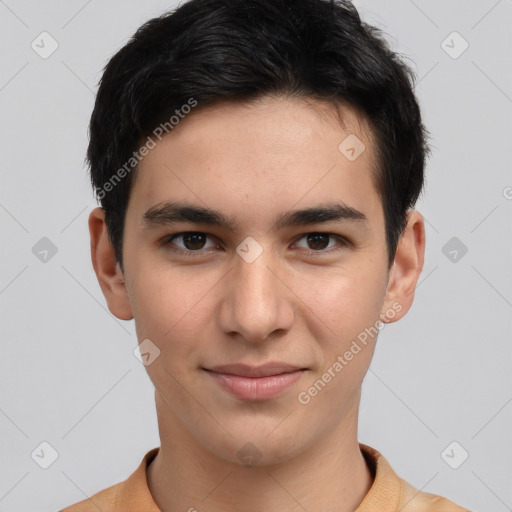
[217,247,295,344]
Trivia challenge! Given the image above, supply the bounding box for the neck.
[147,391,373,512]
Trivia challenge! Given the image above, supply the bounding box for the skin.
[89,95,425,512]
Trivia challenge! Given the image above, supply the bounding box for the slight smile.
[203,363,308,401]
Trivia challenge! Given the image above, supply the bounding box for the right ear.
[88,207,133,320]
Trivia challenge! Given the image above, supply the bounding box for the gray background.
[1,1,511,511]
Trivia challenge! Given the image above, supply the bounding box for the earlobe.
[381,209,425,324]
[89,207,134,321]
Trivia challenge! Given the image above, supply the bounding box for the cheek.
[296,271,383,408]
[308,265,385,339]
[129,272,207,407]
[128,253,191,323]
[128,264,216,360]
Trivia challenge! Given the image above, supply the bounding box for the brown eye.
[294,233,347,253]
[165,232,217,252]
[306,233,330,250]
[180,233,207,250]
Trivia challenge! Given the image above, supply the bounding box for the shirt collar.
[117,443,402,511]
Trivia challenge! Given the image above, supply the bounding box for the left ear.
[381,209,425,324]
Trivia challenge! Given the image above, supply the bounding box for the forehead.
[127,96,381,228]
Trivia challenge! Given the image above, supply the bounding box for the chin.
[197,423,315,468]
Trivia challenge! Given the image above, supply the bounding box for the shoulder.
[59,481,122,512]
[397,477,469,512]
[58,447,160,512]
[358,443,469,512]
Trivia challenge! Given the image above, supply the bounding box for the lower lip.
[205,370,305,401]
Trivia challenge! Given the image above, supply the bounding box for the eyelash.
[161,231,349,257]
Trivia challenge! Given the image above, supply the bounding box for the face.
[90,96,424,465]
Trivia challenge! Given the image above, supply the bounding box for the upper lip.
[205,363,306,378]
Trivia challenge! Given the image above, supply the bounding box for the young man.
[61,0,469,510]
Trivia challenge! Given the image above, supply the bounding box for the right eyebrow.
[142,202,238,230]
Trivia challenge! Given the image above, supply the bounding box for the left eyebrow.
[142,201,368,231]
[273,202,367,230]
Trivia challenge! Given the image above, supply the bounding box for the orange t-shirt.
[60,443,469,511]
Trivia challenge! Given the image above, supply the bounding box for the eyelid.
[162,232,220,253]
[292,233,349,252]
[161,231,349,255]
